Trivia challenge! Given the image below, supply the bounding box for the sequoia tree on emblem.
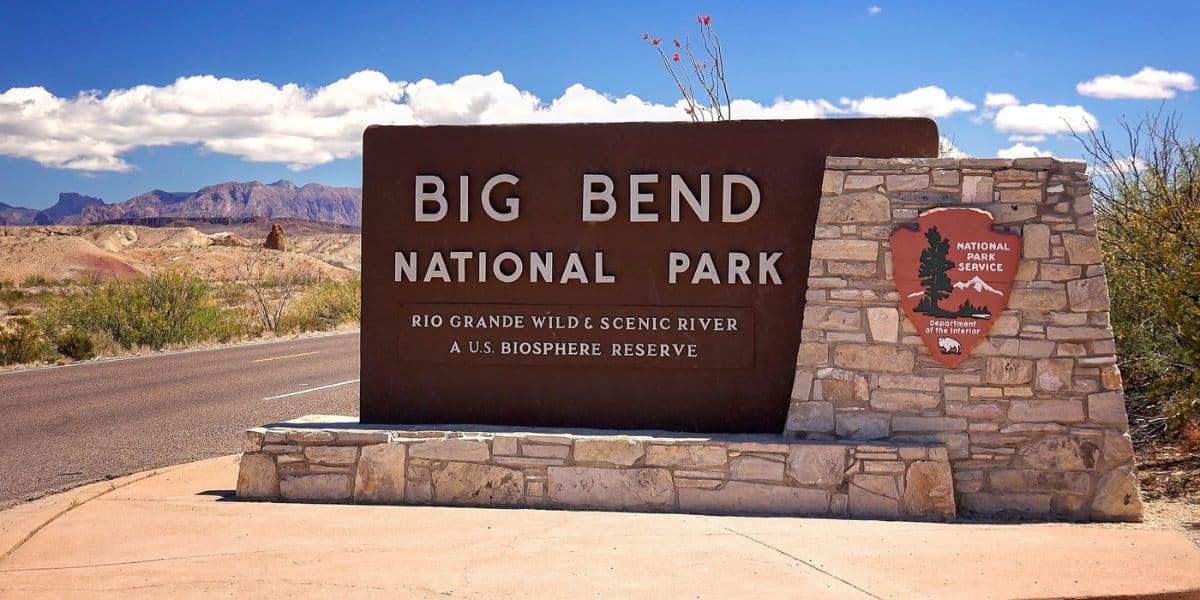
[890,207,1020,367]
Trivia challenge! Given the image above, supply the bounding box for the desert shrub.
[0,318,50,365]
[42,270,246,350]
[1078,112,1200,438]
[53,328,95,361]
[21,274,57,288]
[281,277,361,333]
[0,287,26,314]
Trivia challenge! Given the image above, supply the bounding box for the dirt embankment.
[0,225,360,283]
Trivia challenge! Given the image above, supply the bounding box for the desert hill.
[0,225,360,283]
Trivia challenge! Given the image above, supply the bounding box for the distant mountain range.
[0,180,362,226]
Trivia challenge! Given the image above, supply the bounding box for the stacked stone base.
[236,416,955,520]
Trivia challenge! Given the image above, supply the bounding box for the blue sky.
[0,0,1196,209]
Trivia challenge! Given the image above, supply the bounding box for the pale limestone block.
[836,413,890,440]
[866,307,899,343]
[863,461,906,474]
[786,444,846,487]
[844,174,884,189]
[547,467,674,510]
[892,417,967,432]
[280,473,353,501]
[821,170,845,194]
[818,191,891,223]
[994,169,1039,183]
[1040,264,1082,281]
[833,344,914,373]
[885,174,929,191]
[790,370,815,401]
[962,176,993,203]
[1035,358,1074,392]
[811,239,879,261]
[796,342,828,366]
[678,481,830,516]
[848,474,900,518]
[1008,400,1084,423]
[408,479,432,503]
[1074,194,1095,215]
[877,374,941,392]
[492,436,519,456]
[990,204,1038,223]
[1063,233,1102,264]
[827,261,877,277]
[932,169,959,186]
[1101,431,1135,470]
[1046,326,1112,341]
[522,434,573,445]
[1088,391,1127,426]
[236,453,279,499]
[304,445,358,466]
[573,438,645,466]
[244,429,265,453]
[869,390,939,412]
[903,461,955,518]
[961,492,1051,515]
[993,315,1021,337]
[785,402,835,433]
[491,456,566,468]
[645,445,727,468]
[988,469,1090,494]
[985,357,1034,385]
[1090,466,1143,521]
[999,188,1042,204]
[1100,365,1123,390]
[432,462,523,506]
[729,455,785,482]
[408,438,490,462]
[353,443,406,502]
[1009,287,1068,311]
[522,444,570,459]
[286,430,336,444]
[1067,276,1110,312]
[804,305,863,332]
[1017,436,1099,470]
[675,478,722,489]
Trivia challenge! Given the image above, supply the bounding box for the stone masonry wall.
[237,416,956,520]
[784,156,1142,521]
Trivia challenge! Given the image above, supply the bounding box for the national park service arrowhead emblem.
[890,208,1020,367]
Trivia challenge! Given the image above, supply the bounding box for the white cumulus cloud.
[840,85,975,118]
[997,143,1053,159]
[984,92,1020,108]
[1007,134,1046,143]
[867,6,882,16]
[1077,66,1197,99]
[993,103,1097,135]
[0,71,977,173]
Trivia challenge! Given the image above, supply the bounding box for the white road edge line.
[263,379,360,400]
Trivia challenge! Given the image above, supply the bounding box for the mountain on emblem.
[890,207,1021,368]
[953,276,1004,295]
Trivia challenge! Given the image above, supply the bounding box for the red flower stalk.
[702,15,711,25]
[652,37,661,46]
[641,33,649,40]
[672,52,680,61]
[673,39,680,47]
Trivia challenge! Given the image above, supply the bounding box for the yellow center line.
[251,351,319,363]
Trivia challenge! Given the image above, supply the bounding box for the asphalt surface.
[0,332,359,509]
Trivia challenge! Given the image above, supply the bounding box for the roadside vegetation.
[0,263,360,368]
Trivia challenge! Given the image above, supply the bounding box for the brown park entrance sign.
[890,208,1020,368]
[361,119,938,432]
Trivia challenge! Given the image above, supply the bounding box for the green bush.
[281,277,361,333]
[43,270,246,351]
[54,328,95,361]
[0,318,49,365]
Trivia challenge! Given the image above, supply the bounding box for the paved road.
[0,332,360,508]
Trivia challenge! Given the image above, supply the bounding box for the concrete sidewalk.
[1,456,1198,599]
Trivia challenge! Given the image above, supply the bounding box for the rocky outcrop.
[264,223,287,251]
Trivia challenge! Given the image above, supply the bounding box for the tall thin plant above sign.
[643,15,731,122]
